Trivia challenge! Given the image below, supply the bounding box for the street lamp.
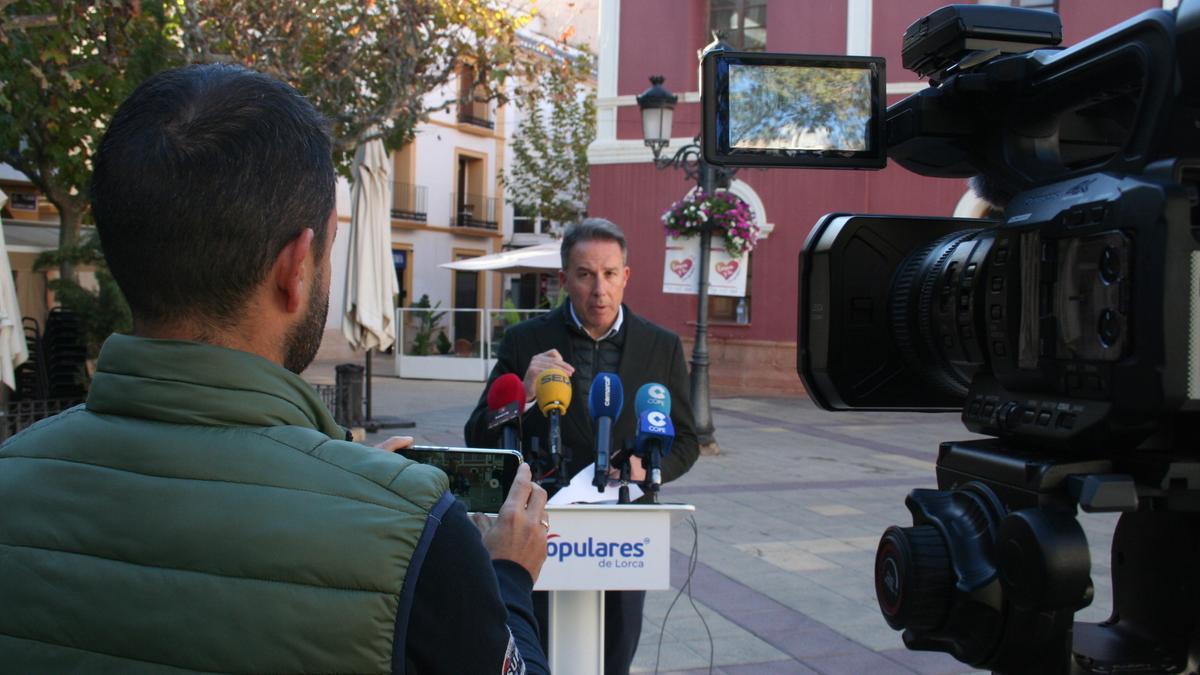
[636,35,734,453]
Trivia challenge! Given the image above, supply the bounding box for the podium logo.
[546,534,649,568]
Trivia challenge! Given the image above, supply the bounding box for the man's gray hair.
[560,218,627,269]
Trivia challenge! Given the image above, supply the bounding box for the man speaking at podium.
[465,218,699,674]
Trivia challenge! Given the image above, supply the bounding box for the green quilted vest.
[0,335,448,673]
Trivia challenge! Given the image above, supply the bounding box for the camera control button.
[1057,413,1077,430]
[990,276,1004,292]
[1037,411,1051,426]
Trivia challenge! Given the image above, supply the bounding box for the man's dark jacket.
[465,304,699,483]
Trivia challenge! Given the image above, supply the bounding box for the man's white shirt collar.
[568,302,623,341]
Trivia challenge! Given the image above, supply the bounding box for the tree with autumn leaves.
[2,0,535,276]
[0,0,548,355]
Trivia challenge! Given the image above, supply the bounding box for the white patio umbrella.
[0,188,28,391]
[438,241,561,274]
[342,136,398,352]
[340,137,410,430]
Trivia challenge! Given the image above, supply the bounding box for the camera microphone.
[635,382,674,501]
[486,373,526,456]
[535,368,572,486]
[588,373,624,491]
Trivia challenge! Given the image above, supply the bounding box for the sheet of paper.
[547,462,644,505]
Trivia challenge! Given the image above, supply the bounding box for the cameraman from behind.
[0,64,548,674]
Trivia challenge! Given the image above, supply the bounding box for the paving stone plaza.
[308,364,1120,674]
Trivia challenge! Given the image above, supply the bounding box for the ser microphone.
[588,373,624,491]
[535,368,572,485]
[486,373,527,455]
[635,381,674,502]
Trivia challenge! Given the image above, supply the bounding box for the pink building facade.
[587,0,1164,395]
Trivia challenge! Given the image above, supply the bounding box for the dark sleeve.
[662,335,700,483]
[465,331,519,447]
[403,499,549,675]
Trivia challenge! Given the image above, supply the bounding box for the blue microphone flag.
[636,408,675,454]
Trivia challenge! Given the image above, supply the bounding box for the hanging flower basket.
[660,190,759,257]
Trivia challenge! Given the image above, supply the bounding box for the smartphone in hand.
[398,445,521,513]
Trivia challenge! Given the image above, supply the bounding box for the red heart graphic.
[671,259,694,279]
[716,260,740,280]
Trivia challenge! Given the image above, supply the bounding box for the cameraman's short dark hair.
[560,218,627,270]
[91,64,335,325]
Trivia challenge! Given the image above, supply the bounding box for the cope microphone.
[635,381,674,502]
[588,373,623,491]
[486,373,526,456]
[535,368,572,485]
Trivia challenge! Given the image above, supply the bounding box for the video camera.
[701,3,1200,673]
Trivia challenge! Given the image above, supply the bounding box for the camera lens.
[890,229,994,398]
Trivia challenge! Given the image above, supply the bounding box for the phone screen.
[399,446,520,513]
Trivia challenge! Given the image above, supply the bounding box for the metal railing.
[394,307,549,381]
[391,182,428,221]
[457,101,494,129]
[0,397,83,442]
[450,193,499,229]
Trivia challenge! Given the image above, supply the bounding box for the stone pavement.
[305,362,1121,674]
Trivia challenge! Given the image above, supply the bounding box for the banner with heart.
[663,236,748,297]
[670,258,694,279]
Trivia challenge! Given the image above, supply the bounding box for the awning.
[440,242,560,274]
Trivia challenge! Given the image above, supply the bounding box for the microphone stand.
[645,445,662,504]
[546,411,569,490]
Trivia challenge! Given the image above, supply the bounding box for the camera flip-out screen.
[703,52,886,169]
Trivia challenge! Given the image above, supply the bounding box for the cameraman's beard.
[283,266,328,374]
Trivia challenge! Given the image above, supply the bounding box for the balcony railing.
[457,101,494,129]
[451,193,499,230]
[391,181,428,221]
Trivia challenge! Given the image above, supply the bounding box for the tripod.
[876,438,1200,674]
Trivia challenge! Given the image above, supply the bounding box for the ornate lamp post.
[636,37,734,453]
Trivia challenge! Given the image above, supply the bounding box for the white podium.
[536,503,696,675]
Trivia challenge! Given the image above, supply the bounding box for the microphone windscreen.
[535,368,572,415]
[487,373,526,411]
[634,382,671,415]
[587,373,624,420]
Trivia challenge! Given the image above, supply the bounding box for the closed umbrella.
[0,188,28,391]
[341,138,411,430]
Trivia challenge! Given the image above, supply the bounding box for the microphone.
[634,382,671,415]
[635,382,674,502]
[587,373,624,491]
[535,368,572,485]
[486,373,526,455]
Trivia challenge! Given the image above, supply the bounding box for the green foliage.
[501,295,521,327]
[0,1,180,277]
[33,231,132,360]
[500,47,596,225]
[410,293,447,356]
[435,330,452,355]
[179,0,536,174]
[728,66,873,151]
